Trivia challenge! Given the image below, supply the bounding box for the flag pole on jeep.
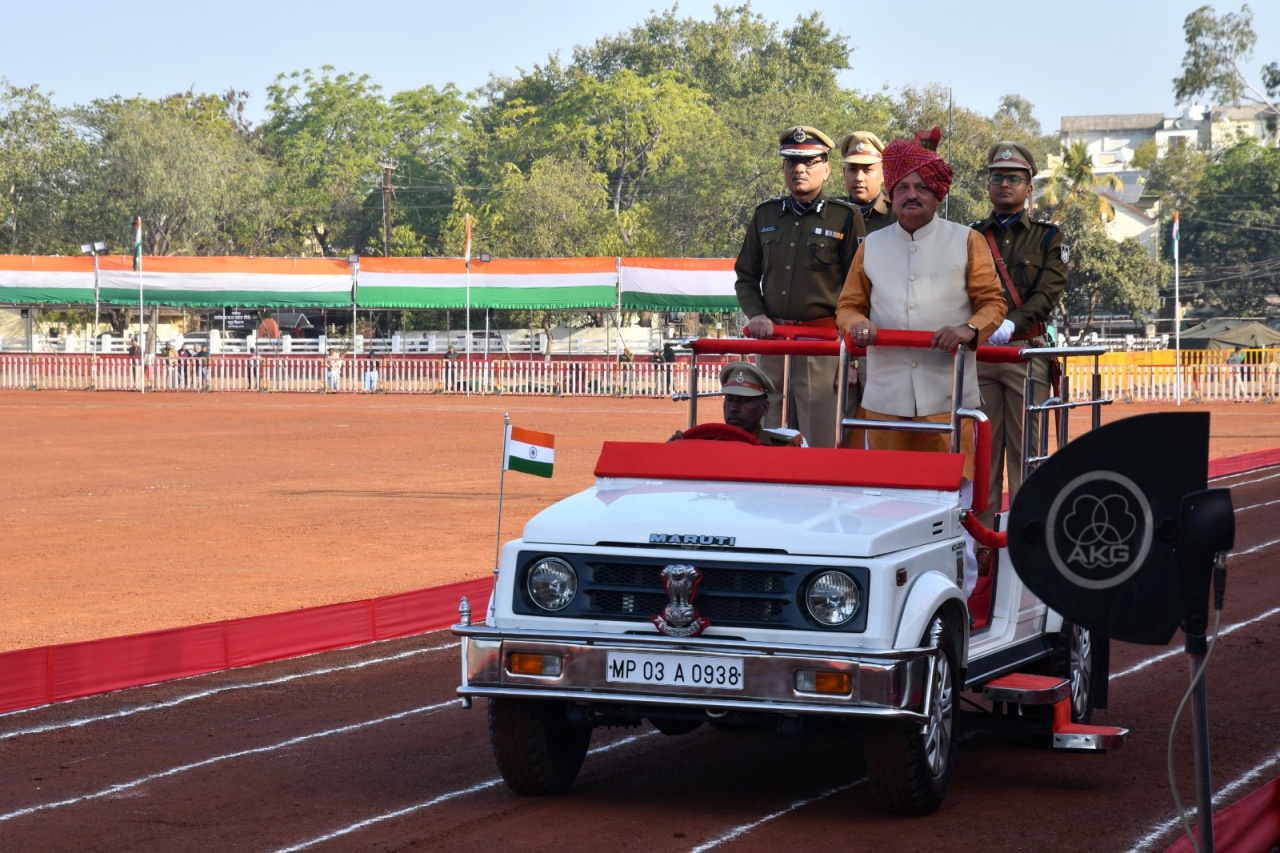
[497,414,556,568]
[495,412,509,572]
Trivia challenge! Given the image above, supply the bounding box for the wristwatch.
[963,323,980,347]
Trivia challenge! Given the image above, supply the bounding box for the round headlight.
[526,558,578,611]
[804,571,860,626]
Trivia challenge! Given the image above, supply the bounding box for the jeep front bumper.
[452,623,938,725]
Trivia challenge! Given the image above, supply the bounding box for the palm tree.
[1039,140,1124,220]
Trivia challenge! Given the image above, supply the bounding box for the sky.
[6,1,1279,132]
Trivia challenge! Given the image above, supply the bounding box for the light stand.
[80,241,108,354]
[1176,488,1235,852]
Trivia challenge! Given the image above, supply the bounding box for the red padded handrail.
[970,417,991,513]
[689,339,839,356]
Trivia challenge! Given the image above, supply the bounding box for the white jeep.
[453,332,1125,815]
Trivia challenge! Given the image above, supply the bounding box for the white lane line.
[1112,606,1280,680]
[1122,744,1280,853]
[0,699,460,824]
[1235,495,1280,512]
[0,642,459,740]
[270,732,657,853]
[1234,536,1280,557]
[1212,468,1280,487]
[686,779,868,853]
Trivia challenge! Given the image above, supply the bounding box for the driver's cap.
[720,361,774,397]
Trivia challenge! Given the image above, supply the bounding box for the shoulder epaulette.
[825,197,858,211]
[757,195,787,208]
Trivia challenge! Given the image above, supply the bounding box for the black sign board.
[1007,412,1210,645]
[212,308,258,332]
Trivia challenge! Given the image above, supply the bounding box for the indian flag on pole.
[464,213,472,265]
[1172,210,1180,244]
[132,217,143,271]
[505,425,554,478]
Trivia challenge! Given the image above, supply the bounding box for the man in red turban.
[881,137,954,204]
[835,135,1006,597]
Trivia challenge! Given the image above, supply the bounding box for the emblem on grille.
[652,564,710,637]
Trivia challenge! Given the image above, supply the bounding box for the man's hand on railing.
[933,324,977,353]
[847,320,877,347]
[745,314,774,339]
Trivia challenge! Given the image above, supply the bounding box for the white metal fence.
[0,355,707,397]
[1,354,1277,402]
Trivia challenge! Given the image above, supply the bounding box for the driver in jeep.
[669,361,807,447]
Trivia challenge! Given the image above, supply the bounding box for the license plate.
[605,652,744,690]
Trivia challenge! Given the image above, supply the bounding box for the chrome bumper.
[452,622,937,725]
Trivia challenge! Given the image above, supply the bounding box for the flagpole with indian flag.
[495,413,556,569]
[464,213,472,397]
[133,216,145,393]
[1173,210,1181,406]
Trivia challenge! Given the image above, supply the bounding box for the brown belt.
[1010,322,1047,342]
[774,316,837,328]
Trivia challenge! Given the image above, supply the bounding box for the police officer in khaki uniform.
[838,131,896,447]
[734,126,862,448]
[840,131,896,239]
[971,141,1069,532]
[669,362,806,447]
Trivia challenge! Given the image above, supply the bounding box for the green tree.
[0,79,86,254]
[1146,143,1208,257]
[262,68,398,257]
[1177,140,1280,316]
[74,91,279,256]
[1039,140,1124,219]
[1056,195,1164,336]
[1173,4,1278,143]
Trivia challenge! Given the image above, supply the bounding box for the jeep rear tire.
[862,614,959,815]
[488,698,591,795]
[1058,622,1095,723]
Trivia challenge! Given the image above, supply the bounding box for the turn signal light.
[510,653,563,677]
[795,670,852,695]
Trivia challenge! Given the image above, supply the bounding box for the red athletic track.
[1,465,1277,853]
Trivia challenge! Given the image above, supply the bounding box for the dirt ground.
[2,390,1276,652]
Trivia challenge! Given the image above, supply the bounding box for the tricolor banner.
[132,218,143,272]
[1172,210,1180,244]
[505,425,555,478]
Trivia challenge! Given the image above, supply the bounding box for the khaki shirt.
[734,194,863,322]
[970,210,1068,335]
[849,195,896,242]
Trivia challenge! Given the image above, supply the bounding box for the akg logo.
[1061,493,1136,569]
[1047,471,1153,591]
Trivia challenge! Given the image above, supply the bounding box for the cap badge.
[792,128,807,142]
[854,143,866,153]
[733,370,748,383]
[1001,149,1013,160]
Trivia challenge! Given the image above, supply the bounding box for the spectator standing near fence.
[127,337,141,387]
[197,346,211,392]
[1228,345,1246,401]
[970,141,1068,535]
[734,126,863,448]
[326,350,342,392]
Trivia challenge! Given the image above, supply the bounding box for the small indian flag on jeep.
[504,425,555,478]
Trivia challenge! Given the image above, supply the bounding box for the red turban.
[882,138,953,201]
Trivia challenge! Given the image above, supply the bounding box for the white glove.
[987,319,1015,346]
